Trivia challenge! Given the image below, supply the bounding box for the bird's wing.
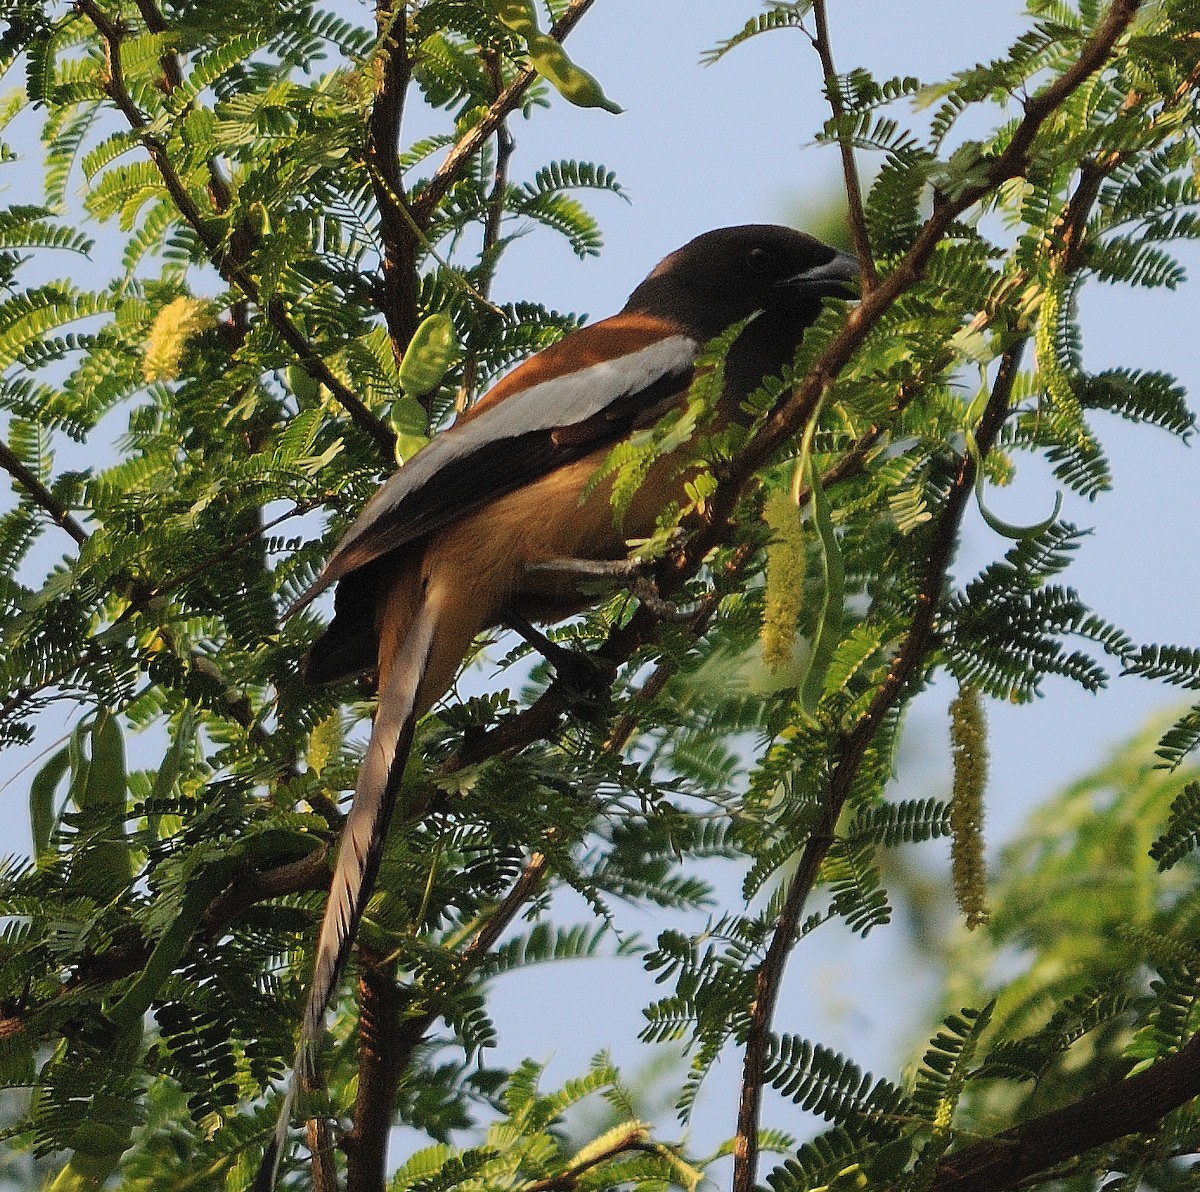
[289,318,698,613]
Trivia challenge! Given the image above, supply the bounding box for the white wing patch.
[326,333,698,569]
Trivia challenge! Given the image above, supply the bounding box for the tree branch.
[926,1031,1200,1192]
[345,952,405,1192]
[367,0,421,375]
[730,335,1027,1192]
[334,848,555,1187]
[728,10,1142,1185]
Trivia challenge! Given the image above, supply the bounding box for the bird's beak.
[781,250,861,299]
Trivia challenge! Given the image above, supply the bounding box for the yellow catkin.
[143,296,215,382]
[761,488,806,673]
[949,682,990,929]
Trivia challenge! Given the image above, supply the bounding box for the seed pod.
[493,0,622,114]
[494,0,538,36]
[390,395,431,464]
[398,312,460,397]
[527,33,622,113]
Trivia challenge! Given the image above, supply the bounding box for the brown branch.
[351,30,504,1119]
[727,8,1144,1167]
[345,953,405,1192]
[810,0,877,289]
[411,0,600,223]
[73,0,396,461]
[478,49,516,294]
[367,1,421,377]
[200,848,330,931]
[463,849,551,961]
[330,848,555,1190]
[602,406,908,754]
[0,436,88,545]
[58,845,329,993]
[736,0,1138,486]
[730,335,1028,1192]
[130,0,234,214]
[926,1031,1200,1192]
[306,1114,338,1192]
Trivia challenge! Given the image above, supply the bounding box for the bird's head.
[624,223,859,339]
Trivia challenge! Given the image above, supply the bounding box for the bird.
[259,224,858,1187]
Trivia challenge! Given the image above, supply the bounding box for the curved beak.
[782,249,861,300]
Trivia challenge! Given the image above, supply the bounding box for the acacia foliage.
[0,2,1199,1190]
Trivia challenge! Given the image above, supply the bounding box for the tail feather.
[257,592,439,1189]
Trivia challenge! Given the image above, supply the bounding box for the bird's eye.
[746,247,772,272]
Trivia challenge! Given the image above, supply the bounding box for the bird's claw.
[525,551,693,622]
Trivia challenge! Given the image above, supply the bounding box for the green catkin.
[761,487,806,673]
[949,683,990,929]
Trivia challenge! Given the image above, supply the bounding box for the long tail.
[256,593,439,1191]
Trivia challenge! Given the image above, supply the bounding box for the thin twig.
[520,1132,657,1192]
[0,437,88,545]
[463,850,550,960]
[146,498,327,602]
[411,0,600,223]
[456,49,516,413]
[130,0,235,214]
[810,0,877,289]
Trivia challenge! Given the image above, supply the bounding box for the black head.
[623,224,859,339]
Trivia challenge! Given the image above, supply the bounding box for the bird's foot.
[524,554,692,622]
